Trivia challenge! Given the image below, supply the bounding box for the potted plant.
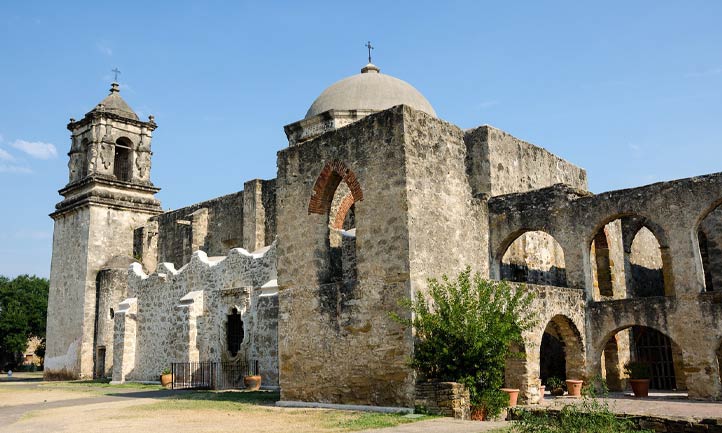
[470,389,509,421]
[244,360,262,391]
[566,379,583,397]
[500,387,520,407]
[624,361,651,397]
[243,374,261,390]
[546,376,565,396]
[160,367,172,388]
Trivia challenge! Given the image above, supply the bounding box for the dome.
[305,63,436,119]
[89,83,139,120]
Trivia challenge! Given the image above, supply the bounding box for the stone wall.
[46,204,157,380]
[403,108,489,284]
[94,262,133,378]
[276,106,415,408]
[487,174,722,398]
[699,205,722,291]
[115,244,278,386]
[464,125,588,198]
[415,382,470,420]
[141,180,277,272]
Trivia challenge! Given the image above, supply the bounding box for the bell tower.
[45,82,162,380]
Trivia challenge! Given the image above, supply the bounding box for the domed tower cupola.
[284,57,436,146]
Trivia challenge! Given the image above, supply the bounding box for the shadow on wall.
[500,264,567,288]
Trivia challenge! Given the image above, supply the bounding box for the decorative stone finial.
[361,63,380,74]
[109,82,120,93]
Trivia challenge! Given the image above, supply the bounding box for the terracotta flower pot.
[538,385,545,404]
[160,373,173,388]
[243,374,262,391]
[500,388,520,407]
[470,405,486,421]
[629,379,650,397]
[566,379,583,397]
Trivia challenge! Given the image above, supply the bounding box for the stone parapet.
[415,381,470,420]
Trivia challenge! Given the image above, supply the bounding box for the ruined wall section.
[95,263,133,378]
[121,244,278,385]
[402,108,488,285]
[464,125,588,198]
[140,180,277,272]
[152,192,244,268]
[699,206,722,291]
[276,106,414,408]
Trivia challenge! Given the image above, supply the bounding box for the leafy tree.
[395,267,536,417]
[0,275,49,368]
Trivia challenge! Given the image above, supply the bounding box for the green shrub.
[161,367,171,375]
[512,398,653,433]
[624,361,651,379]
[394,267,536,418]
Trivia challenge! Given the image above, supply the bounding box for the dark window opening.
[699,230,714,291]
[226,308,244,357]
[109,308,114,319]
[114,139,132,181]
[593,231,613,296]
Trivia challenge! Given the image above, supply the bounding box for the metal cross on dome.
[365,41,374,63]
[112,68,121,82]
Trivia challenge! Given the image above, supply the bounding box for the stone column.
[243,179,266,252]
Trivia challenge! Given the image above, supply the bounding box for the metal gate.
[633,326,676,390]
[171,360,259,390]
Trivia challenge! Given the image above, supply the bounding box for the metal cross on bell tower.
[365,41,374,63]
[111,67,121,82]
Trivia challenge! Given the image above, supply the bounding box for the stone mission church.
[45,59,722,408]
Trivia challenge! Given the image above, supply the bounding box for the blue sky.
[0,1,720,278]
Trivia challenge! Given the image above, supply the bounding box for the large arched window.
[590,216,671,300]
[113,138,133,181]
[698,203,722,292]
[309,161,363,285]
[500,231,567,287]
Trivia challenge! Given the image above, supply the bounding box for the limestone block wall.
[46,205,156,380]
[118,244,278,385]
[415,382,470,420]
[503,284,586,403]
[94,265,132,378]
[402,108,489,285]
[276,106,415,408]
[464,125,588,198]
[45,207,91,379]
[144,181,277,272]
[487,173,722,398]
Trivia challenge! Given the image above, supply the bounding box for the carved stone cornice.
[67,111,157,132]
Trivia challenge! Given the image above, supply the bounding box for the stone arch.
[588,214,674,299]
[80,138,90,177]
[331,193,355,230]
[539,314,585,384]
[498,230,567,287]
[113,137,133,182]
[595,324,686,391]
[309,161,362,285]
[308,160,363,215]
[695,200,722,292]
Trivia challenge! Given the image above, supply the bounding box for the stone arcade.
[45,61,722,408]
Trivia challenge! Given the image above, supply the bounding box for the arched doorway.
[500,231,567,287]
[539,315,585,385]
[600,325,685,391]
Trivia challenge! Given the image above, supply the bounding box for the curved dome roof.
[305,63,436,119]
[88,83,139,120]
